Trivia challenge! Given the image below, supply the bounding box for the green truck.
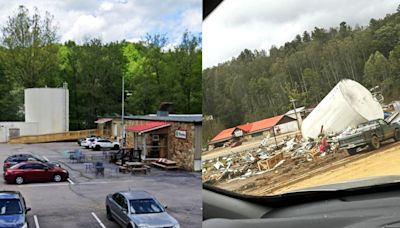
[338,119,400,155]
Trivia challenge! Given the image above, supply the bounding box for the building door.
[8,128,20,139]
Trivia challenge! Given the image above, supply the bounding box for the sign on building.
[175,130,187,139]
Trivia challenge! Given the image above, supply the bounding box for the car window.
[19,164,32,169]
[112,193,125,208]
[0,199,23,215]
[129,199,164,214]
[31,164,46,169]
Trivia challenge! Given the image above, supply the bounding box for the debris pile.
[202,134,341,183]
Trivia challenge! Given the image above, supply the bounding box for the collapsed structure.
[203,79,396,186]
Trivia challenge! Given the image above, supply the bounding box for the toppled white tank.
[301,79,383,139]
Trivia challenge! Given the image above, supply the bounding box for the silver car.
[106,190,180,228]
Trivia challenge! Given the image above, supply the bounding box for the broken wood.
[257,152,284,171]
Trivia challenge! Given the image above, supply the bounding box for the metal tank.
[24,85,69,134]
[301,79,383,139]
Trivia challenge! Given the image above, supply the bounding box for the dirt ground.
[212,141,400,196]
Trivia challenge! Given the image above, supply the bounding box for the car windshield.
[0,199,22,215]
[203,1,400,197]
[129,199,164,214]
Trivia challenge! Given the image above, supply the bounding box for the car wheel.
[95,145,100,151]
[106,207,114,221]
[394,129,400,141]
[347,147,358,155]
[54,174,62,182]
[127,224,133,228]
[85,146,89,149]
[369,135,380,150]
[15,176,24,185]
[113,145,119,150]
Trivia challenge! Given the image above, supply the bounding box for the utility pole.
[121,74,125,148]
[290,98,301,131]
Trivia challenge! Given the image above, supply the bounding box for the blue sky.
[0,0,202,46]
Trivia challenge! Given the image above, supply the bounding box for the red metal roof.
[250,115,284,133]
[210,127,235,143]
[126,121,170,133]
[237,123,253,132]
[209,115,286,144]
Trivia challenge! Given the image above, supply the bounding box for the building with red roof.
[209,115,297,147]
[95,112,202,171]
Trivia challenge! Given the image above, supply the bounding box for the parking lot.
[0,142,202,228]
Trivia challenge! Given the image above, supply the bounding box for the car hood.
[0,214,25,227]
[286,175,400,193]
[129,212,178,226]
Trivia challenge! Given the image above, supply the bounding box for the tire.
[394,129,400,141]
[95,145,101,151]
[127,224,133,228]
[106,207,114,221]
[347,147,358,156]
[85,146,89,149]
[113,145,119,150]
[54,174,62,182]
[15,176,24,185]
[369,135,380,150]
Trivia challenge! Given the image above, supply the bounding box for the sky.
[203,0,399,69]
[0,0,202,46]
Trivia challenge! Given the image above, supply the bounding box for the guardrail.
[8,129,108,144]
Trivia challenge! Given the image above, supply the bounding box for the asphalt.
[0,142,202,228]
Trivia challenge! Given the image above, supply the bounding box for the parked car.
[78,135,98,146]
[4,161,69,185]
[81,137,99,149]
[92,139,120,151]
[338,119,400,155]
[0,191,30,228]
[105,190,179,228]
[3,154,60,171]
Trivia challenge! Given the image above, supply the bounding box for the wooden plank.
[257,152,284,171]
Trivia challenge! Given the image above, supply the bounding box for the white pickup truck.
[92,138,120,151]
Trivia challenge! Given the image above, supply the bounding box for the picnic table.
[151,158,179,170]
[125,162,151,174]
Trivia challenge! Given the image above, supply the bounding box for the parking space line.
[67,178,75,185]
[17,183,69,188]
[34,215,40,228]
[91,212,106,228]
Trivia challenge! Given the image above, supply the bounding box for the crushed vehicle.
[338,119,400,155]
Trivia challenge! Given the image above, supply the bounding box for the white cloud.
[203,0,399,69]
[0,0,201,44]
[99,2,113,11]
[63,15,105,42]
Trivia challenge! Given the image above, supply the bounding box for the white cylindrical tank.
[24,87,69,134]
[301,79,383,139]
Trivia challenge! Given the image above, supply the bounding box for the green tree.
[1,5,59,88]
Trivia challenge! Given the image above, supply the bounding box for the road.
[272,141,400,194]
[0,142,202,228]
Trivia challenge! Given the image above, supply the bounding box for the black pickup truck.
[338,119,400,155]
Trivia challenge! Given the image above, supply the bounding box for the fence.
[8,129,108,144]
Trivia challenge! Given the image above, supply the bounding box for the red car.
[4,161,69,184]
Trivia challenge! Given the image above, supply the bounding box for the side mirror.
[26,207,31,212]
[164,205,168,209]
[122,208,128,214]
[44,167,49,171]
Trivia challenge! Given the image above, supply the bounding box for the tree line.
[0,6,202,130]
[203,7,400,144]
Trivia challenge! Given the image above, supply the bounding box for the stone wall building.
[96,114,202,171]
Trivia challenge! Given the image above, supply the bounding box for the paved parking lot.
[0,142,202,228]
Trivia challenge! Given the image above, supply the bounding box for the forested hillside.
[0,6,202,130]
[203,7,400,143]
